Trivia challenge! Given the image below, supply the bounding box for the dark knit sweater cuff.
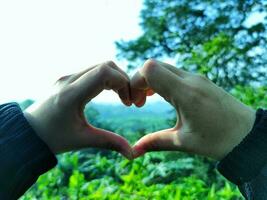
[0,103,57,199]
[217,108,267,185]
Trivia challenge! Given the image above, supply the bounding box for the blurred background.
[1,0,266,199]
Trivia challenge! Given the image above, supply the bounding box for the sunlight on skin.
[130,60,256,160]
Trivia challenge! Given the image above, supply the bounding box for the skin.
[24,61,133,159]
[24,59,256,162]
[131,59,256,160]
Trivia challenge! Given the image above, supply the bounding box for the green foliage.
[116,0,267,89]
[231,86,267,109]
[20,151,242,200]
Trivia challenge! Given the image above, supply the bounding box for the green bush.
[20,151,242,200]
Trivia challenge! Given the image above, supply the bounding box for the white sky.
[0,0,163,104]
[0,1,264,104]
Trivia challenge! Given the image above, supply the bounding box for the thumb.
[84,127,133,159]
[132,128,182,158]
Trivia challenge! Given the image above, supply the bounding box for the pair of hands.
[24,60,256,161]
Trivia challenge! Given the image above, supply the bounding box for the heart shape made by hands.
[26,60,254,162]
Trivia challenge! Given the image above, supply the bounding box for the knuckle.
[143,59,158,75]
[55,75,72,86]
[97,64,126,90]
[105,60,116,67]
[97,64,112,77]
[57,75,70,82]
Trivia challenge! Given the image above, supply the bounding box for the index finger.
[132,59,187,105]
[71,64,130,105]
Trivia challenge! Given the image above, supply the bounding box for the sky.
[0,1,265,105]
[0,0,163,104]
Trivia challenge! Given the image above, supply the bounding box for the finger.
[146,89,155,96]
[129,88,153,107]
[130,73,157,106]
[156,61,191,78]
[69,65,98,82]
[58,61,129,85]
[131,69,150,90]
[72,65,130,105]
[101,61,131,106]
[118,84,132,106]
[56,61,131,106]
[56,65,98,86]
[130,88,146,107]
[135,59,186,104]
[85,127,133,159]
[132,128,181,158]
[135,92,146,107]
[104,61,131,106]
[105,61,129,81]
[130,70,154,106]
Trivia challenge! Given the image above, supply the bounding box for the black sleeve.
[0,103,57,200]
[217,108,267,200]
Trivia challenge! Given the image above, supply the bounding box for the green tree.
[116,0,267,89]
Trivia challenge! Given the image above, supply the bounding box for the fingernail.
[146,89,155,96]
[125,100,132,107]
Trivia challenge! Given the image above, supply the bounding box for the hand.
[131,59,256,160]
[24,61,133,159]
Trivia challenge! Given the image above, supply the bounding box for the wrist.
[215,106,256,160]
[23,101,58,155]
[217,108,267,185]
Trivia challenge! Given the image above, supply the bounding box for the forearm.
[0,103,57,200]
